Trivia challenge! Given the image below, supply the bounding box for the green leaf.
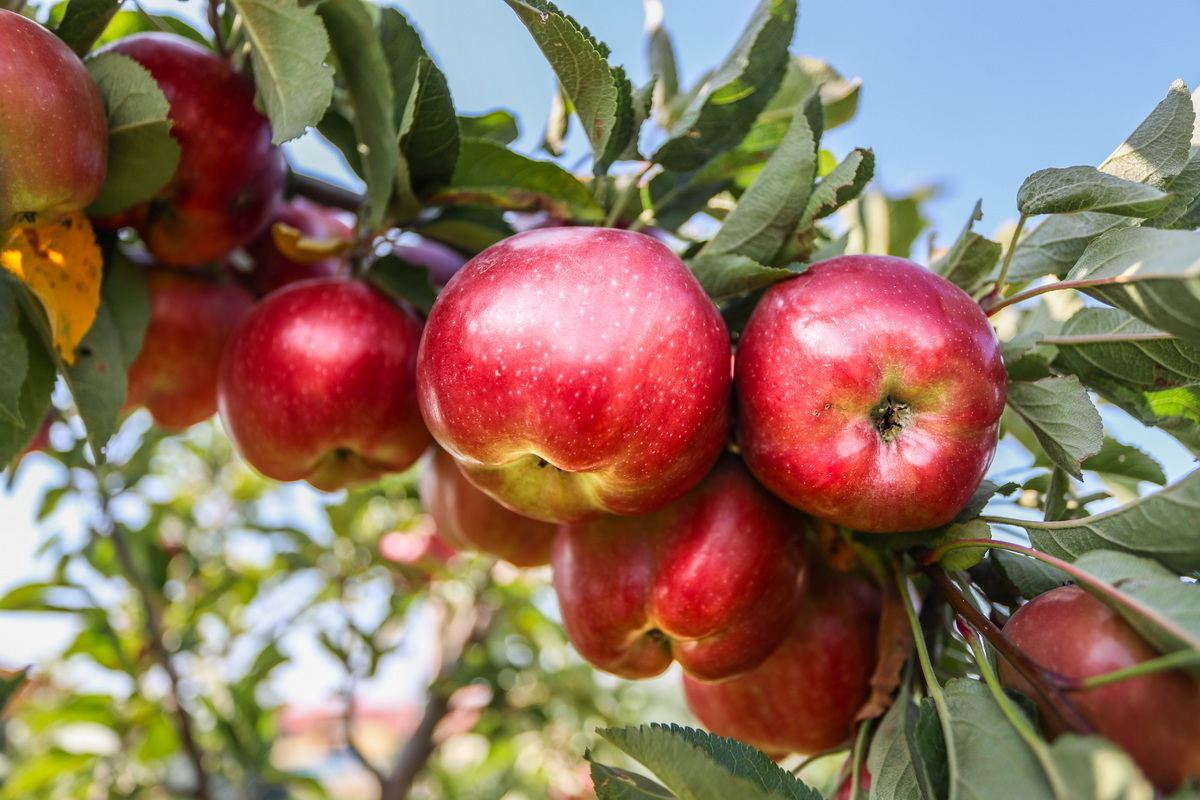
[230,0,333,144]
[941,679,1055,800]
[0,308,56,465]
[427,139,604,223]
[800,148,873,224]
[401,58,459,195]
[318,0,398,230]
[1005,213,1131,283]
[0,668,28,716]
[63,301,127,461]
[867,686,944,800]
[1065,227,1200,347]
[1046,736,1155,800]
[1145,146,1200,230]
[1081,437,1167,486]
[589,756,677,799]
[1006,376,1105,479]
[991,549,1073,599]
[317,105,364,180]
[541,83,571,157]
[645,4,679,126]
[55,0,121,56]
[379,8,425,131]
[597,724,822,800]
[84,52,181,218]
[762,56,861,133]
[653,0,796,172]
[1017,468,1200,574]
[1098,79,1194,189]
[688,253,794,301]
[502,0,635,174]
[698,92,818,264]
[365,253,438,316]
[458,111,520,146]
[1052,307,1200,453]
[101,249,149,370]
[0,283,28,426]
[411,206,513,255]
[931,200,1003,294]
[1016,166,1174,218]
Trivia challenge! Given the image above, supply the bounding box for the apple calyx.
[870,396,913,443]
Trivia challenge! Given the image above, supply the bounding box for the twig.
[344,671,387,788]
[207,0,227,57]
[288,170,366,213]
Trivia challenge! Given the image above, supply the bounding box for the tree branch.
[288,170,365,214]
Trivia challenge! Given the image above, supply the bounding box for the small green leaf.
[1016,166,1174,218]
[401,58,460,195]
[0,283,29,426]
[931,201,1003,294]
[459,111,520,146]
[992,549,1073,599]
[1004,212,1130,283]
[55,0,121,56]
[427,139,604,223]
[0,307,56,465]
[1098,79,1194,189]
[688,253,794,301]
[84,51,181,218]
[365,253,438,316]
[230,0,334,144]
[867,685,945,800]
[0,668,28,716]
[653,0,796,172]
[762,56,861,133]
[101,249,150,370]
[588,755,677,799]
[1144,146,1200,230]
[931,519,992,571]
[379,8,425,131]
[800,147,873,224]
[1006,376,1105,479]
[317,106,364,180]
[541,84,571,157]
[1081,437,1167,486]
[1046,736,1155,800]
[645,3,679,126]
[64,301,128,461]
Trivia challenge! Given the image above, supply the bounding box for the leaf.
[365,253,438,316]
[100,248,150,369]
[800,148,874,224]
[1004,213,1131,283]
[698,92,818,264]
[1064,227,1200,347]
[541,84,571,157]
[1081,437,1167,486]
[1,213,103,363]
[645,0,679,126]
[1144,146,1200,230]
[1046,736,1155,800]
[502,0,635,174]
[426,139,604,223]
[318,0,398,230]
[941,679,1055,800]
[1098,79,1194,189]
[1014,468,1200,574]
[688,253,794,301]
[1016,166,1174,218]
[653,0,796,172]
[1006,377,1105,479]
[762,56,861,133]
[84,51,180,218]
[229,0,334,144]
[411,206,513,255]
[991,549,1073,599]
[589,756,677,799]
[63,300,128,460]
[0,282,28,426]
[0,309,55,465]
[867,686,944,800]
[597,724,823,800]
[459,111,520,146]
[55,0,121,56]
[401,58,460,195]
[316,105,364,179]
[0,668,28,716]
[931,201,1003,294]
[932,519,993,572]
[379,8,425,131]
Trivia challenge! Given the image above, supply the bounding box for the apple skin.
[417,227,732,524]
[683,566,882,755]
[0,9,107,226]
[91,33,284,266]
[735,254,1006,533]
[551,455,808,682]
[999,585,1200,792]
[125,267,254,431]
[419,445,557,568]
[394,239,468,288]
[217,279,430,491]
[238,197,352,297]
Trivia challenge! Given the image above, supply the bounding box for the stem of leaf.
[1079,649,1200,689]
[604,162,655,228]
[990,212,1027,296]
[207,0,227,57]
[849,719,870,799]
[984,275,1119,317]
[1038,332,1178,346]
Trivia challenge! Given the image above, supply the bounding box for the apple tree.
[1,0,1199,798]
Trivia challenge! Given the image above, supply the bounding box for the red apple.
[417,227,732,523]
[91,33,284,266]
[394,238,468,288]
[999,585,1200,792]
[0,9,107,226]
[237,197,352,297]
[552,455,808,682]
[683,566,882,755]
[217,279,430,491]
[125,267,254,431]
[419,445,557,568]
[735,254,1006,533]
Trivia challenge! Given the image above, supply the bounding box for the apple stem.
[923,564,1096,735]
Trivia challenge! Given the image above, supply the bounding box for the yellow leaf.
[271,221,353,265]
[0,212,102,365]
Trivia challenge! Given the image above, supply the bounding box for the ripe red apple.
[125,266,254,431]
[552,455,808,682]
[237,197,352,297]
[999,585,1200,792]
[417,227,732,524]
[735,254,1006,533]
[91,33,284,266]
[394,238,468,288]
[0,9,107,226]
[217,279,430,491]
[683,566,882,755]
[419,445,557,568]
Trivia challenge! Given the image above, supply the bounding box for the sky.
[4,0,1200,703]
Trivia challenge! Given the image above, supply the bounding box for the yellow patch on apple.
[0,211,102,364]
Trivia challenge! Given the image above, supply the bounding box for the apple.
[999,585,1200,792]
[551,455,808,682]
[217,278,430,491]
[683,566,882,755]
[394,238,468,288]
[91,33,284,266]
[0,9,107,227]
[125,266,254,431]
[417,227,732,524]
[419,445,557,568]
[734,254,1006,533]
[237,197,353,297]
